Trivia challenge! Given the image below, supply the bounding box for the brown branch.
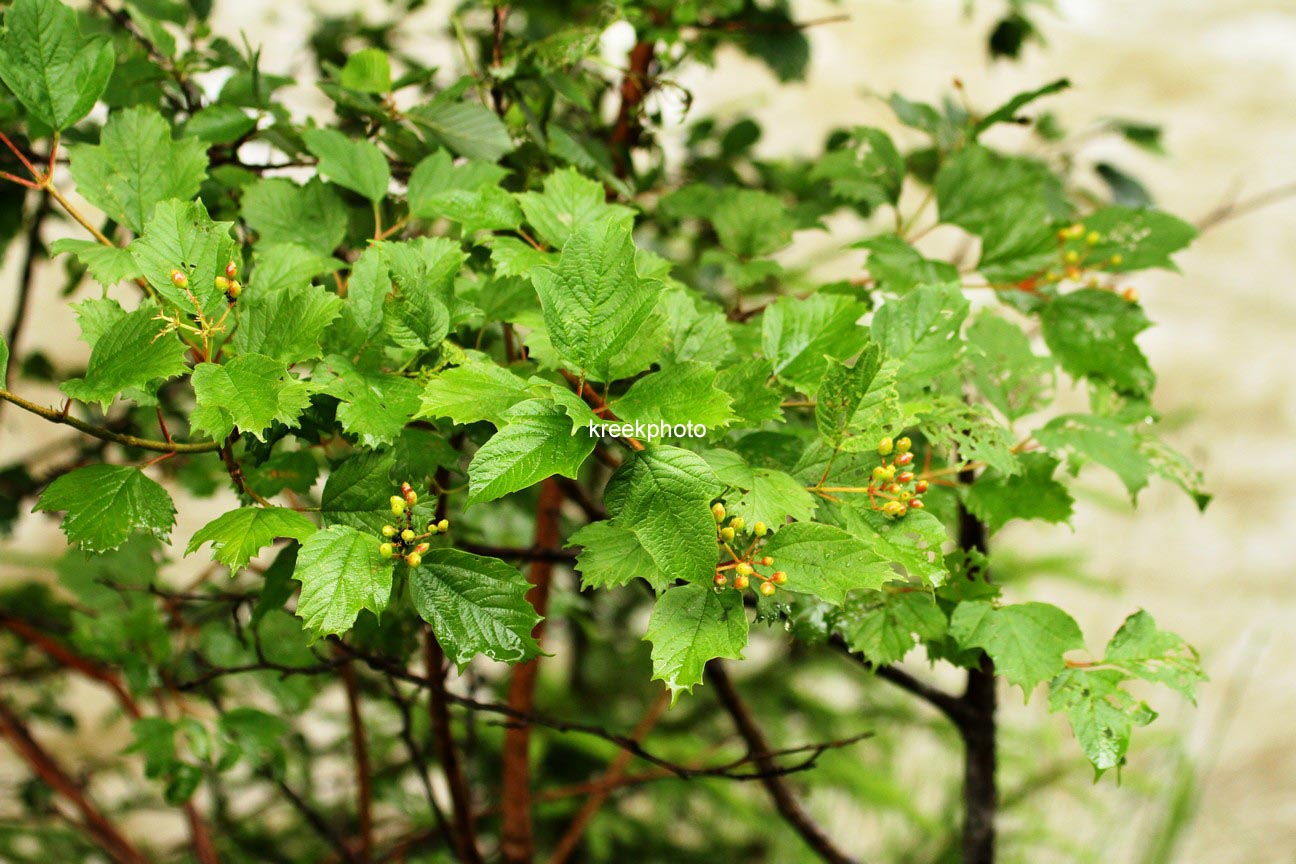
[0,697,148,864]
[2,195,47,398]
[219,435,273,505]
[426,632,484,864]
[456,542,576,563]
[610,41,656,179]
[0,388,221,453]
[548,688,670,864]
[340,659,374,862]
[1195,179,1296,232]
[828,635,973,728]
[499,476,564,864]
[956,486,996,864]
[89,0,202,112]
[706,662,860,864]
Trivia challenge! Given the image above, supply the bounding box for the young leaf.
[408,549,542,667]
[604,446,723,586]
[1041,288,1154,397]
[186,507,317,573]
[949,600,1084,696]
[872,282,970,385]
[728,469,818,529]
[231,283,343,364]
[339,47,392,93]
[0,0,115,131]
[68,107,209,233]
[35,464,176,552]
[762,522,890,605]
[190,354,316,442]
[1049,668,1155,775]
[1035,413,1150,497]
[60,305,190,409]
[50,238,141,286]
[1102,610,1205,702]
[466,398,595,505]
[530,216,660,381]
[292,525,393,639]
[302,128,390,202]
[645,584,747,702]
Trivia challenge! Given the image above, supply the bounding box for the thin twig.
[425,632,484,864]
[0,388,221,453]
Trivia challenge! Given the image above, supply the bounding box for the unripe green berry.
[895,436,911,454]
[381,524,396,537]
[406,552,422,567]
[720,527,735,542]
[712,502,726,522]
[401,529,415,542]
[878,436,894,456]
[390,497,406,516]
[379,543,394,558]
[427,523,439,534]
[730,516,745,531]
[753,521,768,537]
[759,581,776,597]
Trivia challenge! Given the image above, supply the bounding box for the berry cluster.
[1040,223,1138,302]
[168,259,243,302]
[869,436,927,519]
[711,503,786,597]
[377,482,448,568]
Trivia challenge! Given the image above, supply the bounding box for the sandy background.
[1,0,1294,861]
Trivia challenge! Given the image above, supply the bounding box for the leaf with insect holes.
[408,549,542,667]
[68,107,209,233]
[186,507,317,573]
[762,293,869,392]
[60,305,190,409]
[35,465,176,553]
[1041,288,1154,397]
[292,525,393,639]
[645,584,748,702]
[0,0,114,131]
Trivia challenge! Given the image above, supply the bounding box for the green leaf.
[611,361,735,430]
[964,453,1073,534]
[712,189,796,258]
[302,128,390,202]
[604,446,723,586]
[0,0,114,131]
[186,507,317,573]
[936,145,1063,283]
[320,450,431,536]
[809,127,904,208]
[842,506,950,587]
[292,525,393,639]
[50,238,141,286]
[409,99,515,162]
[241,177,347,256]
[974,78,1070,136]
[762,521,891,605]
[729,469,818,529]
[815,345,896,449]
[1081,207,1196,273]
[182,104,256,144]
[645,584,747,702]
[1102,610,1205,702]
[965,312,1052,420]
[917,398,1019,476]
[339,47,392,93]
[248,243,343,294]
[838,590,947,666]
[950,600,1084,696]
[417,361,529,427]
[569,521,667,592]
[231,283,343,364]
[408,549,541,667]
[67,107,209,233]
[530,216,660,381]
[0,334,8,383]
[516,167,632,248]
[856,234,958,295]
[1041,288,1154,397]
[318,355,423,448]
[129,198,238,317]
[467,398,595,505]
[1035,413,1150,497]
[382,237,462,349]
[190,354,316,442]
[408,150,509,217]
[60,305,189,409]
[34,464,175,552]
[1049,668,1155,775]
[761,293,869,392]
[872,282,970,384]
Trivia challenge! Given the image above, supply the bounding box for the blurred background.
[1,0,1293,861]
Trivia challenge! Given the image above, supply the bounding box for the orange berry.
[225,260,238,279]
[714,573,728,587]
[733,575,750,591]
[910,498,925,509]
[771,571,787,585]
[169,268,188,288]
[914,480,929,494]
[895,452,914,467]
[759,581,776,597]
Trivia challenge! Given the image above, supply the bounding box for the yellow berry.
[753,521,767,537]
[895,436,911,454]
[390,496,406,516]
[730,516,745,532]
[427,523,439,534]
[886,483,902,494]
[414,542,430,554]
[401,529,415,542]
[760,556,774,566]
[381,525,396,537]
[714,573,728,587]
[872,466,888,481]
[169,268,188,288]
[712,502,726,522]
[1086,231,1101,245]
[214,276,229,291]
[226,281,242,299]
[1068,223,1085,239]
[735,562,753,577]
[878,436,894,456]
[883,466,897,480]
[1064,250,1080,264]
[1110,254,1124,266]
[379,543,394,558]
[406,552,422,567]
[898,490,912,501]
[759,581,777,597]
[1122,287,1139,303]
[437,519,449,533]
[720,527,735,542]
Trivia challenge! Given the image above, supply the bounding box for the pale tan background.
[1,0,1294,861]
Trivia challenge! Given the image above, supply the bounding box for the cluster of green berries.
[871,436,927,519]
[170,260,243,301]
[377,482,448,568]
[710,502,786,597]
[1042,223,1137,302]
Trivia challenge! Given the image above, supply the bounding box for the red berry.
[910,499,925,509]
[169,268,188,288]
[895,451,914,466]
[714,573,728,587]
[771,571,787,585]
[225,260,238,279]
[761,556,774,566]
[914,480,929,494]
[897,471,914,484]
